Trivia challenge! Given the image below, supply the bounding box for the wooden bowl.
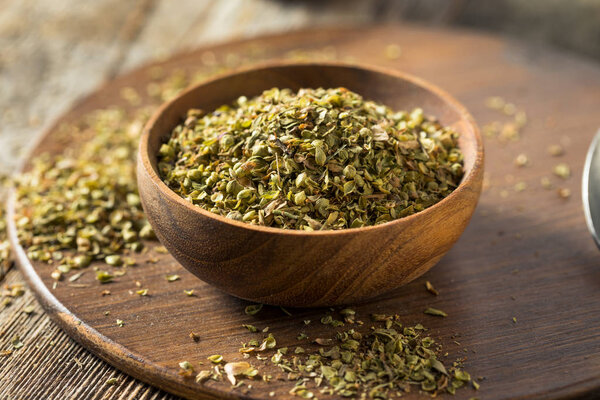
[137,62,484,307]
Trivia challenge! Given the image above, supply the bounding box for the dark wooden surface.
[138,62,484,307]
[6,25,600,400]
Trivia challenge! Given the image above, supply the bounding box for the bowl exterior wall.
[138,162,481,306]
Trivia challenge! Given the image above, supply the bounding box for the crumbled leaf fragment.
[6,284,25,297]
[557,188,571,199]
[243,324,258,333]
[208,354,223,364]
[454,369,471,382]
[69,271,85,282]
[179,360,195,377]
[244,304,263,316]
[224,361,257,385]
[431,358,447,375]
[290,385,314,398]
[196,370,211,383]
[105,255,122,266]
[2,298,12,308]
[553,163,570,179]
[155,246,169,254]
[51,270,62,281]
[425,281,439,296]
[96,271,114,284]
[105,377,118,386]
[514,153,529,167]
[11,335,24,349]
[258,334,276,351]
[547,144,564,156]
[424,307,447,317]
[514,181,527,192]
[371,313,389,321]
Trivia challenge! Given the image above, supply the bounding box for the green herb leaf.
[244,304,263,316]
[96,271,114,284]
[424,307,447,317]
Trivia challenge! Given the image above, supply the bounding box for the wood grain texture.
[138,62,483,307]
[0,268,176,400]
[4,25,600,400]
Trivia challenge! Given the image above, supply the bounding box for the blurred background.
[1,0,599,174]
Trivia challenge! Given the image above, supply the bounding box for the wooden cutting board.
[7,25,600,400]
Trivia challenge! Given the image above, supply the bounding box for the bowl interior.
[144,63,480,211]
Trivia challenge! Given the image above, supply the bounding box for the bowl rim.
[139,60,484,237]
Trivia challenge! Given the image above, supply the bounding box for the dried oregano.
[14,109,156,271]
[158,87,463,230]
[188,308,477,397]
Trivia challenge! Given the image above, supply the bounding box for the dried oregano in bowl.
[157,87,464,230]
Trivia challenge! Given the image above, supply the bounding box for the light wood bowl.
[137,62,484,307]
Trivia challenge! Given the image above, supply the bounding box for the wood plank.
[0,268,175,399]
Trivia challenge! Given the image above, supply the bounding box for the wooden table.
[2,3,600,400]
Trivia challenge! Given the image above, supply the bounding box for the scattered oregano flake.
[243,324,259,333]
[424,307,448,317]
[95,271,114,284]
[105,377,118,386]
[207,354,223,364]
[244,304,263,316]
[11,335,24,349]
[224,361,258,385]
[425,280,439,296]
[553,163,571,179]
[179,361,195,377]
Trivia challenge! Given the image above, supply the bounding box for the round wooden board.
[7,25,600,400]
